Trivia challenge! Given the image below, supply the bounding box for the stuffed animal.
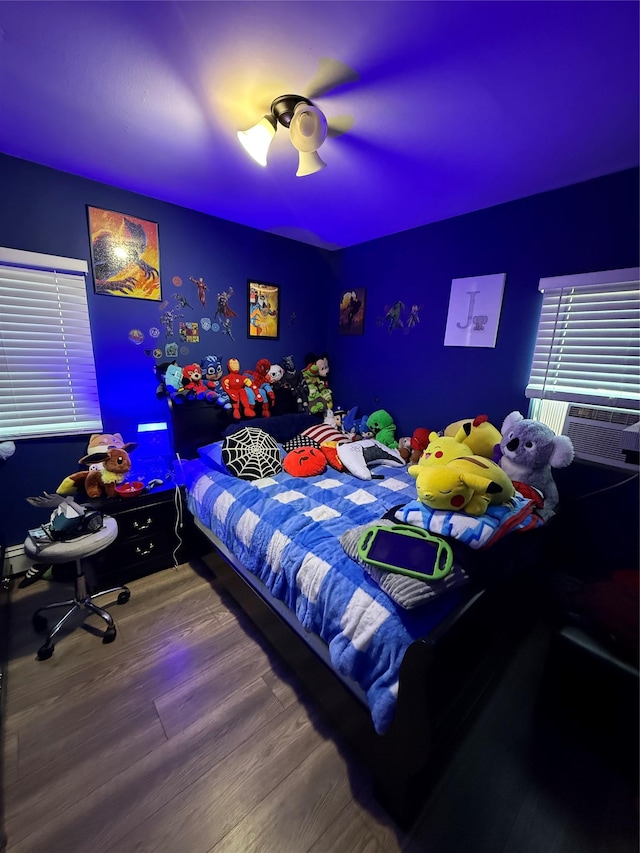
[0,441,15,461]
[83,433,134,457]
[452,415,502,460]
[409,455,515,516]
[245,358,276,413]
[336,439,406,480]
[268,363,284,385]
[181,363,220,402]
[341,406,373,439]
[154,362,188,404]
[283,446,327,477]
[398,428,431,463]
[302,352,333,416]
[200,355,232,409]
[57,444,136,498]
[221,358,263,419]
[418,431,473,467]
[498,411,574,520]
[281,355,308,412]
[155,361,182,400]
[366,409,398,448]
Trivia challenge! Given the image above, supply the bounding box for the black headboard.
[167,390,321,460]
[168,398,233,460]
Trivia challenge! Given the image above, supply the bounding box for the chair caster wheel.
[37,644,54,660]
[117,589,131,605]
[103,626,117,644]
[33,613,48,633]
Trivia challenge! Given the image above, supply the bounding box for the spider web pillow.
[221,427,282,480]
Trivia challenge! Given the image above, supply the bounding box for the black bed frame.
[168,398,551,829]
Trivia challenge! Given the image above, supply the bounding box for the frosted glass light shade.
[237,115,277,166]
[296,149,327,177]
[289,102,328,153]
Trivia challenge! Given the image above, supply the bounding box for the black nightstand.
[86,484,199,588]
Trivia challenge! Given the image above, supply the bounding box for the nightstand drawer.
[86,485,192,587]
[115,501,178,539]
[90,529,181,586]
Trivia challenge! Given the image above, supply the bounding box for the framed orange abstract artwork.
[87,206,161,301]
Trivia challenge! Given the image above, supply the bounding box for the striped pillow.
[301,423,349,446]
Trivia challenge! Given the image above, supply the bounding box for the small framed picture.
[339,288,366,335]
[87,206,161,301]
[248,280,280,339]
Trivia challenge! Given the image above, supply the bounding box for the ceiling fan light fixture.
[238,94,329,176]
[289,101,328,154]
[237,114,277,166]
[296,149,327,177]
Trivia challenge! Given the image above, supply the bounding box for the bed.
[168,398,552,827]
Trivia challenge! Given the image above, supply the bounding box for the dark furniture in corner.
[87,484,200,589]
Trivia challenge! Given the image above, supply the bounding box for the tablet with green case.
[357,524,454,581]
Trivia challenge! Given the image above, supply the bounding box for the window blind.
[0,249,103,440]
[525,268,640,410]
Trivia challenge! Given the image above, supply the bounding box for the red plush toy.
[221,358,263,419]
[398,427,431,463]
[283,446,327,477]
[181,363,218,401]
[245,358,275,415]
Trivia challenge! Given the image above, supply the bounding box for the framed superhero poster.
[248,279,279,339]
[87,206,161,301]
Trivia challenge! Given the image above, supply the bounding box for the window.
[0,247,103,441]
[526,267,639,408]
[525,267,639,467]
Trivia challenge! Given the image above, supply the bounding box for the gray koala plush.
[499,411,574,520]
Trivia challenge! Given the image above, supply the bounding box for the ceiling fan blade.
[327,115,355,138]
[305,57,360,100]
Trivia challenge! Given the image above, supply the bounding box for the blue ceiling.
[0,1,637,250]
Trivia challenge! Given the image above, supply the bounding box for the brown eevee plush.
[57,444,137,498]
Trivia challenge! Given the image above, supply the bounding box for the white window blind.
[0,247,103,440]
[525,267,640,410]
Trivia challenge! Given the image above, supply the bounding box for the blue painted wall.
[0,155,637,550]
[328,168,639,439]
[0,153,339,542]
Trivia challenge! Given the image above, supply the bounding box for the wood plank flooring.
[2,555,638,853]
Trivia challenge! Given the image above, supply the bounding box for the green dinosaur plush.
[366,409,399,449]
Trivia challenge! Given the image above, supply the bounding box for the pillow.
[198,440,229,474]
[336,439,406,480]
[301,423,349,446]
[283,446,327,477]
[221,427,282,480]
[224,413,321,445]
[340,520,469,609]
[393,496,543,549]
[282,434,321,453]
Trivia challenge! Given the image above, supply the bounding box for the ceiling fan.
[237,58,359,177]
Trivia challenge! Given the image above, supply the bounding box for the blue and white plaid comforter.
[185,459,462,734]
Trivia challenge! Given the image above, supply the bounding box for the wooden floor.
[1,556,638,853]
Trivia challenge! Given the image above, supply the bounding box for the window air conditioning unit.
[562,405,639,470]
